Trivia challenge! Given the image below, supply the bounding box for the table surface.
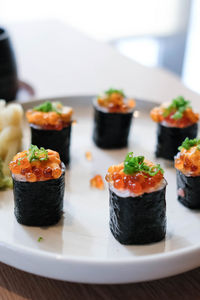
[1,262,200,300]
[2,19,200,299]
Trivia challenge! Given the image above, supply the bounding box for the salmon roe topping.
[97,91,135,113]
[26,102,73,130]
[9,149,62,182]
[85,151,92,161]
[175,146,200,176]
[106,162,164,195]
[90,174,104,190]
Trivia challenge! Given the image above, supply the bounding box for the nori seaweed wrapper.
[30,124,71,166]
[12,163,65,226]
[109,184,166,245]
[155,122,198,160]
[93,105,133,149]
[176,169,200,209]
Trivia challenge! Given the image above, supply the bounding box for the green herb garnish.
[17,157,24,165]
[0,158,12,189]
[178,137,200,151]
[37,236,43,242]
[123,152,164,176]
[105,88,125,97]
[27,145,48,163]
[33,101,61,114]
[163,96,191,120]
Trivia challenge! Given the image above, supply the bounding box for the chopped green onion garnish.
[123,152,164,176]
[33,101,61,114]
[27,145,48,163]
[17,157,24,165]
[105,88,125,97]
[178,137,200,151]
[37,236,43,242]
[163,96,191,120]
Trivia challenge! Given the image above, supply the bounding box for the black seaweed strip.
[155,123,198,160]
[176,170,200,209]
[109,186,166,245]
[13,164,65,226]
[31,124,71,166]
[92,106,133,149]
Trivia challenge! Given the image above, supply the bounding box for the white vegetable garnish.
[0,101,24,175]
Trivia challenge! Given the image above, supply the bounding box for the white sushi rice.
[160,120,174,127]
[12,174,27,182]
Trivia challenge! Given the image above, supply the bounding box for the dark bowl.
[0,28,18,101]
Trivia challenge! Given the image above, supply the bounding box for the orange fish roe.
[9,148,62,182]
[72,120,77,125]
[150,106,165,123]
[175,146,200,176]
[85,151,92,161]
[26,102,73,130]
[97,91,135,113]
[106,162,164,195]
[90,174,104,190]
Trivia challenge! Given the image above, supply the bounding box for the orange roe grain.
[90,174,104,190]
[85,151,92,161]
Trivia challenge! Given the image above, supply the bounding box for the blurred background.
[0,0,200,97]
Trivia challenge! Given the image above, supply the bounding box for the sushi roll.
[26,101,73,166]
[150,96,199,160]
[105,152,166,245]
[93,88,135,149]
[9,145,65,226]
[175,138,200,209]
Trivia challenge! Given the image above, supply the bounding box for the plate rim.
[1,95,200,283]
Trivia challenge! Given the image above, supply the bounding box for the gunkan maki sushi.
[93,88,135,149]
[150,96,199,160]
[175,138,200,209]
[105,152,167,245]
[9,145,65,226]
[26,101,73,166]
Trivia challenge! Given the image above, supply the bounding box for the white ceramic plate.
[0,96,200,284]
